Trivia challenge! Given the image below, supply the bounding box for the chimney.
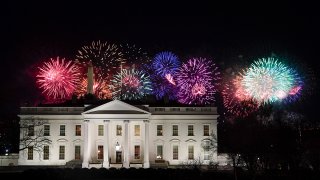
[87,62,94,94]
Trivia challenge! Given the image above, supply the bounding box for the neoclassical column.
[123,120,130,168]
[103,120,110,168]
[82,119,90,168]
[143,120,150,168]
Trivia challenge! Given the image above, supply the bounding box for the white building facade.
[18,100,218,168]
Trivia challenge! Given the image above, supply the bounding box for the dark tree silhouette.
[19,116,52,154]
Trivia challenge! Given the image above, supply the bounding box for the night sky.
[1,1,319,118]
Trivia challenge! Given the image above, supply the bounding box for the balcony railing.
[20,107,84,115]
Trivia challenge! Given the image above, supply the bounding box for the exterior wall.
[0,154,19,166]
[149,115,217,165]
[18,115,84,166]
[18,103,219,167]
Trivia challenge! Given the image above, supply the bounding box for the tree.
[202,132,218,154]
[201,132,219,169]
[181,156,204,169]
[19,116,52,154]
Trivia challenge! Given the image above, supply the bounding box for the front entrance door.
[116,151,122,163]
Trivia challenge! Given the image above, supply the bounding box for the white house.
[18,100,219,168]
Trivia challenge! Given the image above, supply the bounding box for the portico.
[81,100,151,168]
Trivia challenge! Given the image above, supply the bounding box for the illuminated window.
[116,125,122,136]
[134,125,140,136]
[157,145,163,159]
[76,125,81,136]
[203,125,209,136]
[28,125,34,136]
[98,125,104,136]
[75,146,81,160]
[188,145,194,160]
[27,146,33,160]
[43,146,49,160]
[44,125,50,136]
[173,145,178,160]
[134,145,140,159]
[188,125,194,136]
[172,125,178,136]
[157,125,163,136]
[60,125,65,136]
[59,146,65,160]
[98,145,103,159]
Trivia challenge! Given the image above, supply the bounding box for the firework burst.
[151,74,178,100]
[110,69,152,100]
[119,43,151,68]
[76,77,112,99]
[176,57,220,105]
[222,76,259,117]
[242,57,296,104]
[152,51,180,80]
[36,57,81,102]
[282,69,304,104]
[75,40,124,77]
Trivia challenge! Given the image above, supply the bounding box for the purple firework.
[176,57,220,105]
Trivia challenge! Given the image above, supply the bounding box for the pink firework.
[176,57,220,105]
[165,73,176,85]
[36,57,81,101]
[76,77,112,99]
[122,74,140,87]
[289,86,301,95]
[222,76,259,117]
[233,75,252,101]
[191,83,206,96]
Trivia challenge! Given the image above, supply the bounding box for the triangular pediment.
[82,100,150,115]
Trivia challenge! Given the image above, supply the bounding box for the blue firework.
[151,74,178,100]
[152,51,180,78]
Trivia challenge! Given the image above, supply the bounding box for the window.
[58,108,68,112]
[44,125,50,136]
[156,145,163,159]
[188,145,194,160]
[134,125,140,136]
[186,108,196,112]
[203,125,209,136]
[170,108,180,111]
[116,125,122,136]
[43,146,49,160]
[76,125,81,136]
[60,125,65,136]
[98,125,104,136]
[157,125,163,136]
[75,146,81,160]
[27,146,33,160]
[201,107,211,112]
[155,108,165,111]
[28,125,34,136]
[59,146,65,160]
[134,145,140,159]
[172,125,178,136]
[188,125,194,136]
[98,145,103,159]
[173,145,178,160]
[203,141,210,160]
